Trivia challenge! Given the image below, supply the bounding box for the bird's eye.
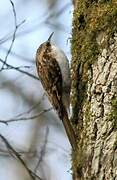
[40,44,43,48]
[46,41,50,47]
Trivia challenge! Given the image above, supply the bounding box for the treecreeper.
[36,32,77,151]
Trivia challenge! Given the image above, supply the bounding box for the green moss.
[111,97,117,118]
[71,0,117,124]
[71,0,117,177]
[72,148,84,178]
[109,96,117,130]
[113,135,117,151]
[112,99,117,150]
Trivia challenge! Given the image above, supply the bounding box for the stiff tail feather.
[60,106,77,151]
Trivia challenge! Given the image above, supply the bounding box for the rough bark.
[71,1,117,179]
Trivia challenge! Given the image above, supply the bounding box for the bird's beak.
[47,32,54,42]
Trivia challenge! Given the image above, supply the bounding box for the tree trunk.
[71,1,117,179]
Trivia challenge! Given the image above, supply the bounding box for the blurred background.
[0,0,73,179]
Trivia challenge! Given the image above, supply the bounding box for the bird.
[36,32,76,150]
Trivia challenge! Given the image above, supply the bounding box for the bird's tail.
[59,105,77,151]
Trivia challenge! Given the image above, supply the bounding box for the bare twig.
[34,127,49,174]
[0,2,71,46]
[0,58,39,80]
[0,108,52,125]
[0,134,42,180]
[0,148,36,157]
[14,94,45,118]
[0,46,34,63]
[3,65,31,70]
[0,0,25,70]
[46,3,71,20]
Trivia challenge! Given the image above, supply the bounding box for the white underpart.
[51,44,70,89]
[51,44,71,111]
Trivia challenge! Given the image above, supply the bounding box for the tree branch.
[0,134,42,180]
[0,0,25,70]
[0,108,52,125]
[0,58,39,80]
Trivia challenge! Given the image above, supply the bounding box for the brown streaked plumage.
[36,33,77,150]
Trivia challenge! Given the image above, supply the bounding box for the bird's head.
[47,32,54,43]
[37,32,54,55]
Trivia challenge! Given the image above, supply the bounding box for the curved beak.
[47,32,54,42]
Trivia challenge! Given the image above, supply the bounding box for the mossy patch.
[71,0,117,125]
[109,96,117,130]
[71,0,117,177]
[108,96,117,151]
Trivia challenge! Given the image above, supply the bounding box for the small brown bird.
[36,33,76,150]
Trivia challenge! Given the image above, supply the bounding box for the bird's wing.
[36,55,64,119]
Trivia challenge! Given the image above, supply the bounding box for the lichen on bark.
[71,0,117,179]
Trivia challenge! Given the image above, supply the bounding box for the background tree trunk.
[71,1,117,179]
